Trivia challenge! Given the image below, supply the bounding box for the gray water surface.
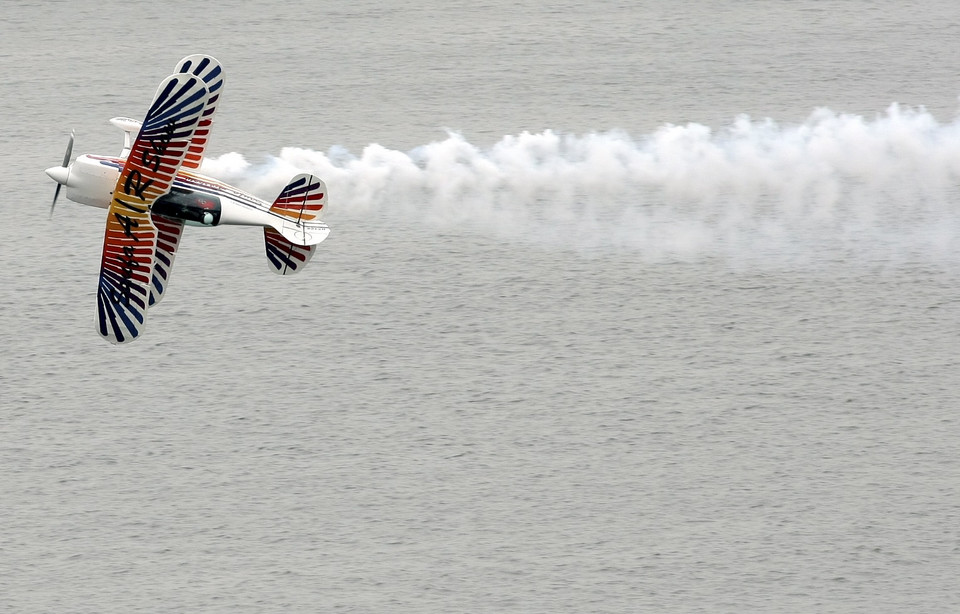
[2,1,960,612]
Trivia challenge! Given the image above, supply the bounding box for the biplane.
[45,55,329,344]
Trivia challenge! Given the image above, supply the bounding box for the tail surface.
[267,173,330,247]
[271,173,325,222]
[263,173,329,274]
[264,228,316,275]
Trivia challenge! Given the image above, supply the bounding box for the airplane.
[44,54,330,345]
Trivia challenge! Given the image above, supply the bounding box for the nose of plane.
[45,165,71,186]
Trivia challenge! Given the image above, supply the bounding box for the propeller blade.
[48,131,74,220]
[62,130,75,167]
[50,183,62,219]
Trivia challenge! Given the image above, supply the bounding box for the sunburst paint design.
[269,173,326,222]
[175,54,224,171]
[263,227,316,275]
[97,73,208,344]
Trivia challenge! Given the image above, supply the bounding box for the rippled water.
[2,1,960,612]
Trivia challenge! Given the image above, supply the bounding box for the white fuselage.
[56,153,280,229]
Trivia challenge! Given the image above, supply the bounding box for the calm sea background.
[2,1,960,612]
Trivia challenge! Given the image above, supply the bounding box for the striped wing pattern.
[264,227,316,275]
[175,54,224,171]
[144,56,224,307]
[270,174,326,222]
[97,73,209,344]
[148,216,185,306]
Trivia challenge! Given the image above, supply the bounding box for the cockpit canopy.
[153,188,222,226]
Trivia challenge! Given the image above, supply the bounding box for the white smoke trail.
[202,104,960,265]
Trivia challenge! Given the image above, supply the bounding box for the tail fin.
[271,173,326,221]
[267,173,330,247]
[263,173,329,274]
[264,228,316,275]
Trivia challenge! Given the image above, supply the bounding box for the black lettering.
[153,123,175,153]
[109,246,145,308]
[109,286,124,305]
[113,212,140,240]
[123,170,153,201]
[140,121,177,172]
[110,279,133,307]
[114,197,147,215]
[141,150,163,173]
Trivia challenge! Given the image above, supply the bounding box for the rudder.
[267,173,330,248]
[270,173,326,222]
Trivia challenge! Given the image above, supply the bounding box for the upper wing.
[96,72,209,344]
[142,56,224,306]
[174,54,224,170]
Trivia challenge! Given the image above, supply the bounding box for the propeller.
[48,130,75,219]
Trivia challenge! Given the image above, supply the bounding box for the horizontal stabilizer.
[264,227,316,275]
[273,217,330,247]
